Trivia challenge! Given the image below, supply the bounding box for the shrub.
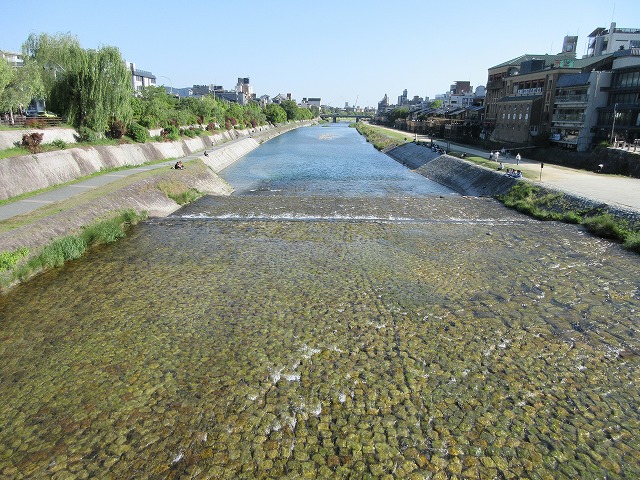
[50,139,67,150]
[161,125,180,141]
[582,214,628,241]
[77,126,101,143]
[206,122,217,131]
[128,123,149,143]
[39,236,87,268]
[181,127,197,138]
[107,119,126,139]
[623,231,640,253]
[0,247,29,272]
[561,211,582,224]
[21,132,44,153]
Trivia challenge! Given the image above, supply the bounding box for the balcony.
[552,113,585,124]
[554,94,588,104]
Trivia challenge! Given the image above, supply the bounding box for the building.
[550,71,612,151]
[585,23,640,57]
[0,50,23,68]
[593,48,640,147]
[301,97,322,109]
[235,77,254,99]
[484,33,620,146]
[125,61,156,93]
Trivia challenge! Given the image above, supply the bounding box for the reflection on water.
[0,125,639,479]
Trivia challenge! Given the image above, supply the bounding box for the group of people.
[430,143,446,154]
[490,148,522,165]
[174,160,184,170]
[504,168,523,178]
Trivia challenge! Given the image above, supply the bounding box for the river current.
[0,123,639,479]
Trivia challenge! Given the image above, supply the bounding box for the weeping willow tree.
[23,33,133,134]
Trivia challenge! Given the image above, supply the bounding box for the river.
[0,123,639,479]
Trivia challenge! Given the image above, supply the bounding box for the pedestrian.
[515,153,521,165]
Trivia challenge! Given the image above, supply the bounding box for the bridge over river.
[319,113,373,122]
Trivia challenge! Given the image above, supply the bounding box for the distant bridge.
[319,113,374,123]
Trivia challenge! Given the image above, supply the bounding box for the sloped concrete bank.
[0,162,231,255]
[0,122,312,258]
[0,122,308,200]
[386,143,519,196]
[386,142,640,228]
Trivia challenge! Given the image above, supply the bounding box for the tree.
[430,99,443,109]
[264,103,287,124]
[23,33,133,134]
[279,99,300,121]
[22,33,80,98]
[132,85,176,128]
[0,60,44,125]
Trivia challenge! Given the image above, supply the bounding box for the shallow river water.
[1,124,639,479]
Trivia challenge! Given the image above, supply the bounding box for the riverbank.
[0,121,314,289]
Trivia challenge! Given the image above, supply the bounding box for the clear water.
[0,124,639,479]
[221,123,454,197]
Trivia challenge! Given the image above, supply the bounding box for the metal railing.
[554,94,588,103]
[552,113,585,123]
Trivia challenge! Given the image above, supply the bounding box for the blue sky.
[3,0,639,108]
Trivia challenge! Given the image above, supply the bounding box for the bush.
[181,127,197,138]
[128,123,149,143]
[107,119,126,139]
[582,214,628,241]
[0,247,29,272]
[77,126,101,143]
[81,209,142,245]
[49,139,67,150]
[39,236,87,268]
[623,231,640,253]
[21,132,44,153]
[160,125,180,141]
[206,122,217,131]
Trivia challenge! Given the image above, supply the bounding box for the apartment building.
[550,71,612,151]
[593,48,640,147]
[125,61,156,93]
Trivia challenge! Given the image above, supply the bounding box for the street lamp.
[157,75,173,94]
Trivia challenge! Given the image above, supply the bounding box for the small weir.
[0,124,639,478]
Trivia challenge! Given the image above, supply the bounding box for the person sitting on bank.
[174,160,184,170]
[498,162,504,170]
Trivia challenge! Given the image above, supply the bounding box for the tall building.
[235,77,253,96]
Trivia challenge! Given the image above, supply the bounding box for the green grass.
[353,123,409,151]
[3,209,147,288]
[498,183,640,253]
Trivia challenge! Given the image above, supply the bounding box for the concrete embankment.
[0,122,311,256]
[386,143,519,196]
[0,123,301,200]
